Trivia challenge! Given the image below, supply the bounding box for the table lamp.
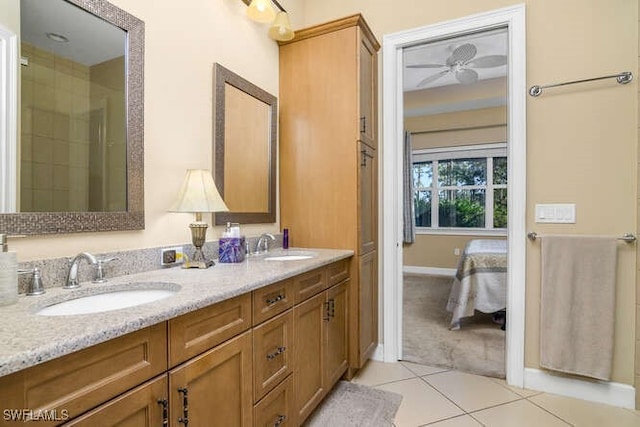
[170,169,229,268]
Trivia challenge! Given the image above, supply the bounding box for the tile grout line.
[524,396,576,426]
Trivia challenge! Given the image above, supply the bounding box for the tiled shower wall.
[19,43,127,213]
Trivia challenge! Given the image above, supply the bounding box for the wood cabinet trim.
[278,14,380,50]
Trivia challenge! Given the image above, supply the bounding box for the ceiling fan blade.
[407,63,447,69]
[417,70,449,87]
[447,43,477,66]
[455,68,478,85]
[468,55,507,68]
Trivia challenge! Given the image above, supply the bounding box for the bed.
[446,239,507,330]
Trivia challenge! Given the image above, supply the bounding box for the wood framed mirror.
[0,0,144,235]
[213,63,276,225]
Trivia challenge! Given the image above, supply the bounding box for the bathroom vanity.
[0,248,352,426]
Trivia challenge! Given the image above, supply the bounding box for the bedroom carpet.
[304,381,402,426]
[402,273,506,378]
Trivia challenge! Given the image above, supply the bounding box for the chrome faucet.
[64,252,98,289]
[255,233,276,254]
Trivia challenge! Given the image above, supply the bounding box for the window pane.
[414,190,431,227]
[494,188,507,228]
[438,158,486,186]
[493,157,507,185]
[413,162,432,188]
[438,189,485,227]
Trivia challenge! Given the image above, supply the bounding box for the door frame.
[381,4,527,387]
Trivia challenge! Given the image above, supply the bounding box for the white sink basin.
[36,284,179,316]
[264,251,317,261]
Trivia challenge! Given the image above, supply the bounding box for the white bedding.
[446,239,507,330]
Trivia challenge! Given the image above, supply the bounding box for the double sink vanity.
[0,248,353,426]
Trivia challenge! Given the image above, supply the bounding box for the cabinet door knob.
[266,346,286,360]
[178,387,189,426]
[273,414,287,427]
[266,294,284,305]
[157,398,169,426]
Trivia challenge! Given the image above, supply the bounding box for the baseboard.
[371,343,384,362]
[403,266,456,277]
[523,368,636,409]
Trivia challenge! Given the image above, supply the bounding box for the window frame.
[412,143,507,236]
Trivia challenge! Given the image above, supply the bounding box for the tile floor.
[351,360,640,426]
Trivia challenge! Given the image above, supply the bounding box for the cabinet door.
[253,374,294,427]
[358,29,377,149]
[253,310,294,402]
[169,331,253,427]
[62,375,168,427]
[358,141,377,255]
[293,292,326,424]
[358,251,378,368]
[324,280,349,387]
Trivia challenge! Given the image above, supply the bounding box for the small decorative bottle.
[283,228,289,250]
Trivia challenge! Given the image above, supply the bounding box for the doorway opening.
[381,5,526,387]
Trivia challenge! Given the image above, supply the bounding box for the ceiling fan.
[407,43,507,87]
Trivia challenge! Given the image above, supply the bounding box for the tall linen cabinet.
[279,14,379,372]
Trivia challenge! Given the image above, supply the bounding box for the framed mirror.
[0,0,144,235]
[213,63,276,225]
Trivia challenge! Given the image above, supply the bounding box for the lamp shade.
[268,11,294,41]
[170,169,229,213]
[246,0,275,23]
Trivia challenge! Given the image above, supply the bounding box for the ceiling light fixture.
[243,0,294,42]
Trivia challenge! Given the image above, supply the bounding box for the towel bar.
[527,231,636,243]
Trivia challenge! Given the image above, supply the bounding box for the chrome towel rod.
[527,231,636,243]
[529,71,633,97]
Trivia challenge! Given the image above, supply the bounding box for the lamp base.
[182,259,214,269]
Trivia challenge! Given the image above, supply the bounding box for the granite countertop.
[0,247,353,377]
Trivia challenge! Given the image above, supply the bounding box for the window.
[412,144,507,231]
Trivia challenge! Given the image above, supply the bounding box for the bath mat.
[305,381,402,427]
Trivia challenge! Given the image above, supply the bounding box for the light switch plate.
[535,204,576,223]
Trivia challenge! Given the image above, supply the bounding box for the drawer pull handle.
[273,414,287,427]
[266,346,286,360]
[266,294,284,305]
[178,387,189,426]
[157,398,169,426]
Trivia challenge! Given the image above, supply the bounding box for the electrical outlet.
[161,247,184,266]
[454,248,461,256]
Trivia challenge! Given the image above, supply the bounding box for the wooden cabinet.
[279,14,380,372]
[293,281,349,425]
[169,330,253,427]
[253,311,294,402]
[0,324,167,426]
[168,293,252,367]
[0,259,351,427]
[62,375,168,426]
[254,375,294,427]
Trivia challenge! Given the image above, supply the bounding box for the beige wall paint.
[404,235,507,269]
[6,0,303,260]
[302,1,638,384]
[0,0,19,34]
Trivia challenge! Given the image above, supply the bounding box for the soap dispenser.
[0,234,18,306]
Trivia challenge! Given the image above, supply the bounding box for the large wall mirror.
[213,63,276,225]
[0,0,144,235]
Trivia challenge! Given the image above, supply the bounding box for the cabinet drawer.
[10,323,167,426]
[62,375,168,426]
[254,374,294,427]
[253,279,294,326]
[169,293,252,367]
[293,267,327,304]
[327,259,350,286]
[253,310,294,402]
